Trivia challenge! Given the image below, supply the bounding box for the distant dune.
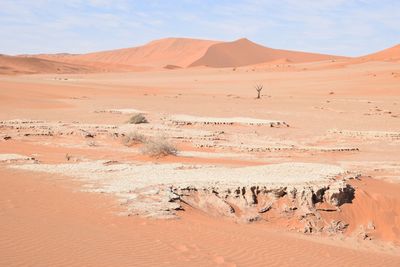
[30,37,346,70]
[359,44,400,62]
[0,54,94,75]
[2,38,400,75]
[61,38,219,68]
[189,38,345,68]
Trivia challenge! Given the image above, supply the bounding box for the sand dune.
[48,38,220,69]
[33,54,154,72]
[31,37,348,71]
[0,54,95,75]
[5,38,400,74]
[360,44,400,62]
[189,38,346,68]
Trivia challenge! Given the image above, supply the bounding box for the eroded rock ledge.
[10,160,357,233]
[176,179,355,225]
[169,115,289,127]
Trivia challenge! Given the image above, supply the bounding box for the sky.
[0,0,399,56]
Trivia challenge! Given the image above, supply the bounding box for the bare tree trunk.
[255,84,263,99]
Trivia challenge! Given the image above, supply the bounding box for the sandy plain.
[1,38,400,266]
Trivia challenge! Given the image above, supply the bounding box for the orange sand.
[1,168,399,267]
[1,39,400,266]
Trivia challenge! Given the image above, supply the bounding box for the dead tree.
[255,84,263,99]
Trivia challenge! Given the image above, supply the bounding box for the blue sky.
[0,0,399,56]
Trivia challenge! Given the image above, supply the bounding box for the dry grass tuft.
[122,131,147,147]
[141,137,178,157]
[127,113,148,124]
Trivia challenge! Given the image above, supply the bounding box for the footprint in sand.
[175,244,189,252]
[213,255,225,264]
[173,243,196,259]
[213,255,237,267]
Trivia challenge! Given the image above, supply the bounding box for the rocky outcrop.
[329,129,400,140]
[173,181,355,228]
[169,115,289,127]
[324,181,355,206]
[1,120,361,161]
[10,160,357,234]
[0,154,36,164]
[325,220,349,234]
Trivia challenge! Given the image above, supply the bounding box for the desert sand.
[1,37,400,266]
[34,38,220,70]
[0,54,95,75]
[359,44,400,62]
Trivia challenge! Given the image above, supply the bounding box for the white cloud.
[0,0,399,56]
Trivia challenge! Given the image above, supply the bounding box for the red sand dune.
[359,44,400,62]
[189,38,346,68]
[3,38,400,75]
[34,53,151,72]
[31,37,348,71]
[164,64,183,70]
[59,38,220,68]
[0,54,94,75]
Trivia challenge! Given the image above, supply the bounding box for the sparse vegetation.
[122,131,147,147]
[141,136,178,157]
[255,84,263,99]
[128,113,148,124]
[122,132,177,157]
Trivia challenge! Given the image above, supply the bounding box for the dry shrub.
[128,113,148,124]
[141,137,178,157]
[122,131,147,147]
[255,84,263,99]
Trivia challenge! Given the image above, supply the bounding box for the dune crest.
[0,54,94,75]
[61,38,220,68]
[359,44,400,62]
[3,38,400,74]
[189,38,345,68]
